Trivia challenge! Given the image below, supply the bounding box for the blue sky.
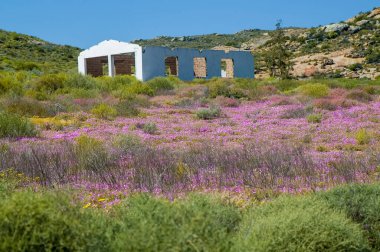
[0,0,378,48]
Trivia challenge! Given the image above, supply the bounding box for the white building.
[78,40,254,81]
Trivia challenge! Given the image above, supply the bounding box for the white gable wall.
[78,40,143,80]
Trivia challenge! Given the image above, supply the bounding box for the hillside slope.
[0,29,80,73]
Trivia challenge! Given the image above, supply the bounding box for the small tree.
[264,20,294,79]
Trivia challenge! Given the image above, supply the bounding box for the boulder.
[348,26,361,34]
[322,58,335,66]
[356,20,369,26]
[323,23,349,33]
[368,8,380,18]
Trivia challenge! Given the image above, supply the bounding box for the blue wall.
[141,46,254,81]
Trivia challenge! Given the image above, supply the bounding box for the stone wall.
[193,57,207,78]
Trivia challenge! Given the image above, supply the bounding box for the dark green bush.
[319,183,380,250]
[235,196,369,252]
[0,112,38,138]
[0,191,111,252]
[112,194,241,251]
[142,122,158,134]
[196,106,221,120]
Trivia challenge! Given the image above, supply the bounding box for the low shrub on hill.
[91,103,117,120]
[147,77,175,93]
[295,83,330,98]
[33,73,67,94]
[196,106,221,120]
[0,112,38,138]
[319,183,380,250]
[0,191,111,252]
[235,196,369,252]
[111,194,241,251]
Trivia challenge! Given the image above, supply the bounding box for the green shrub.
[0,191,110,251]
[91,103,117,120]
[0,112,37,138]
[0,73,23,95]
[33,73,67,94]
[355,128,371,145]
[116,82,154,98]
[142,122,158,135]
[295,83,330,98]
[97,75,140,92]
[347,63,363,71]
[115,98,140,117]
[64,73,97,90]
[147,77,175,93]
[206,79,233,98]
[235,196,369,252]
[3,97,57,117]
[319,183,380,250]
[74,135,109,172]
[196,106,221,120]
[307,113,322,123]
[112,134,143,154]
[112,194,241,251]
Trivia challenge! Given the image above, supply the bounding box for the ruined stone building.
[78,40,254,81]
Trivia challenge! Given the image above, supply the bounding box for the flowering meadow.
[1,73,380,250]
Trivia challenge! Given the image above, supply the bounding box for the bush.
[33,73,67,94]
[280,106,312,119]
[112,134,143,154]
[91,103,117,120]
[206,79,230,98]
[97,75,140,92]
[307,113,322,123]
[112,194,241,251]
[64,73,97,90]
[3,97,57,117]
[355,128,371,145]
[196,106,221,120]
[346,90,373,103]
[0,73,23,95]
[319,183,380,250]
[347,63,363,71]
[0,112,38,138]
[295,83,330,98]
[74,135,109,172]
[115,98,140,117]
[313,98,338,111]
[0,191,110,251]
[142,122,158,135]
[116,82,154,98]
[147,77,175,93]
[235,196,369,252]
[213,96,240,107]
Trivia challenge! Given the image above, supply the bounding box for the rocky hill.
[135,7,380,79]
